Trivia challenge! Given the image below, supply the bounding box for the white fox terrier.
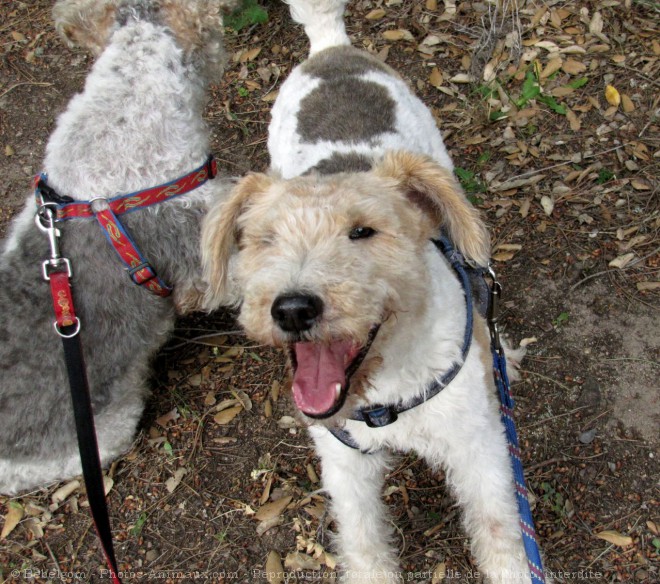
[202,1,543,582]
[0,0,236,495]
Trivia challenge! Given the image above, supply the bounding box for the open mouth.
[288,325,380,419]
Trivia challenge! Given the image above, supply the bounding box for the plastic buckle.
[206,154,217,179]
[362,405,398,428]
[128,262,156,285]
[486,264,503,351]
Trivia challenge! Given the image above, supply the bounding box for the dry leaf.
[165,468,187,493]
[277,416,298,429]
[519,199,531,218]
[382,29,414,42]
[495,244,522,252]
[631,179,651,191]
[432,562,447,584]
[156,408,180,427]
[254,496,292,522]
[596,530,633,547]
[566,108,581,131]
[265,550,285,584]
[562,59,586,75]
[608,253,635,269]
[4,145,14,157]
[51,480,80,505]
[428,67,443,88]
[306,463,320,484]
[492,251,516,262]
[540,195,555,216]
[605,85,620,107]
[262,90,279,102]
[284,551,321,571]
[648,520,660,535]
[1,501,24,539]
[589,12,603,35]
[636,281,660,292]
[449,73,474,84]
[204,391,216,406]
[11,31,26,42]
[239,47,262,62]
[621,94,634,113]
[213,405,242,425]
[103,475,114,496]
[540,57,563,79]
[231,389,253,411]
[256,515,283,536]
[365,8,386,19]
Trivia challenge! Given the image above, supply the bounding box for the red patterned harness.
[34,155,217,297]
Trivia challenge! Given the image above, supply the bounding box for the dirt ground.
[0,1,658,583]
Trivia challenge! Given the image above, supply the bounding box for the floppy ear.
[374,150,490,266]
[53,1,117,55]
[161,0,237,80]
[201,172,273,309]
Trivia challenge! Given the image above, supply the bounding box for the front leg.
[430,400,534,584]
[309,426,402,584]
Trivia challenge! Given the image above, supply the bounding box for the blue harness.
[328,235,547,584]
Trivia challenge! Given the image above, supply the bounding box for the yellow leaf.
[254,496,292,522]
[213,405,242,425]
[428,67,443,88]
[604,85,620,107]
[595,530,633,547]
[1,502,24,539]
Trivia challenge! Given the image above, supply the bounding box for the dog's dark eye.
[349,226,377,240]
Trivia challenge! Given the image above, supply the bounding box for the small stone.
[579,428,597,444]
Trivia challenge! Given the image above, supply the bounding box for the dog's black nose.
[271,293,324,333]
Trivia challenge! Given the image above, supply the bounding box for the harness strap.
[34,155,217,297]
[46,155,217,220]
[94,207,171,297]
[329,235,477,447]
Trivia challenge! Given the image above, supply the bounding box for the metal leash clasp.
[35,201,80,338]
[486,263,503,352]
[35,202,72,281]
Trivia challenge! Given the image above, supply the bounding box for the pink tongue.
[292,341,357,416]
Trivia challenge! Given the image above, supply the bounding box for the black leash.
[36,202,123,584]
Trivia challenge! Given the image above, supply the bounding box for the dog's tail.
[285,0,350,55]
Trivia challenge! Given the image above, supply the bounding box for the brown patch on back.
[301,45,392,79]
[307,153,373,175]
[297,77,396,144]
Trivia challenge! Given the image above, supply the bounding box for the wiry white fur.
[268,67,453,180]
[271,2,541,582]
[284,0,350,54]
